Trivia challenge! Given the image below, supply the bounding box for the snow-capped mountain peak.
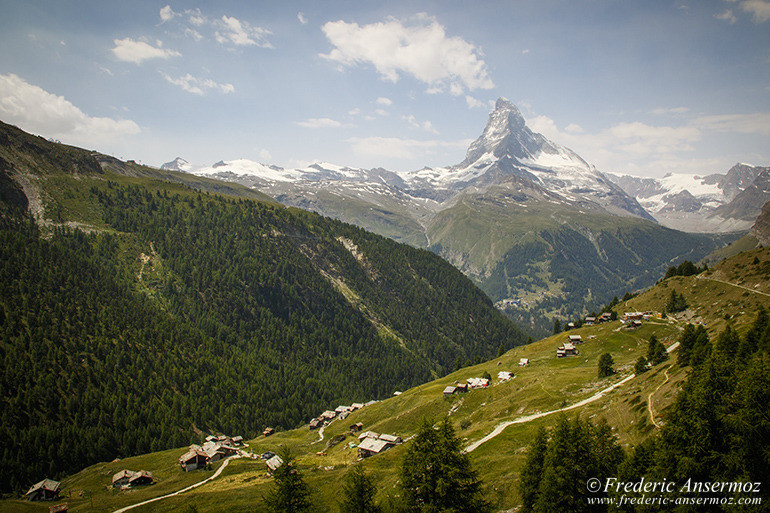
[160,157,192,173]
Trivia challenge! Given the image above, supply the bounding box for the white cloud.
[715,8,738,23]
[0,73,140,146]
[465,95,485,109]
[403,114,438,133]
[297,12,308,25]
[694,112,770,135]
[161,73,234,95]
[348,107,361,116]
[112,38,180,64]
[737,0,770,22]
[160,5,177,23]
[215,15,273,48]
[320,15,494,94]
[376,97,392,106]
[296,117,342,128]
[347,136,467,159]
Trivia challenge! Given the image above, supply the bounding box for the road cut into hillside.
[464,341,680,453]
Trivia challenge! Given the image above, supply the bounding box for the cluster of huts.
[443,374,504,397]
[111,469,154,489]
[179,434,244,471]
[308,401,376,430]
[621,311,655,329]
[355,431,403,459]
[557,334,582,358]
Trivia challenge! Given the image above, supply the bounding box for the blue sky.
[0,0,768,177]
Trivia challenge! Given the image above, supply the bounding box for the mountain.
[0,119,527,492]
[181,99,737,336]
[8,244,768,512]
[160,156,193,173]
[607,163,770,233]
[750,200,770,246]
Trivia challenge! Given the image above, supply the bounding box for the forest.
[0,168,526,493]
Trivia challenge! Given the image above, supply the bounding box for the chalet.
[320,410,337,421]
[350,422,364,432]
[378,433,402,444]
[205,435,218,444]
[568,334,583,344]
[467,377,490,389]
[557,343,578,357]
[358,437,393,458]
[112,470,134,488]
[25,479,60,501]
[455,383,468,393]
[127,470,154,487]
[263,427,275,437]
[498,371,513,381]
[231,436,244,446]
[351,403,364,410]
[358,431,379,441]
[519,358,530,366]
[443,385,457,397]
[309,418,322,430]
[266,455,284,473]
[203,442,227,462]
[179,447,208,472]
[335,405,351,415]
[623,312,644,321]
[339,411,350,420]
[566,322,575,330]
[585,316,596,325]
[599,312,613,323]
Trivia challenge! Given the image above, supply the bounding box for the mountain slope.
[12,245,769,512]
[0,119,527,492]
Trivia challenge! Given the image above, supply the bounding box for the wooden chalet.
[231,435,244,446]
[443,385,457,397]
[358,437,393,458]
[350,422,364,432]
[519,358,530,366]
[378,433,402,444]
[455,383,468,393]
[266,455,284,473]
[25,479,60,501]
[568,334,583,344]
[557,342,579,358]
[263,427,275,437]
[309,418,322,430]
[179,447,208,472]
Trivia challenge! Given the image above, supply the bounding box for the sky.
[0,0,769,178]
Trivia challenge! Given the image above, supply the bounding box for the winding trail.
[464,341,681,453]
[696,275,770,297]
[113,457,237,513]
[648,367,670,428]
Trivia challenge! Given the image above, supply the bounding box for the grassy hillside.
[5,246,767,512]
[0,121,527,494]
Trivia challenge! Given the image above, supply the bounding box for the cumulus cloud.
[715,8,738,23]
[465,95,485,109]
[297,12,308,25]
[215,15,273,47]
[160,5,177,23]
[320,15,494,95]
[736,0,770,22]
[160,73,234,95]
[347,136,468,159]
[112,38,180,64]
[403,114,438,133]
[296,117,342,128]
[0,73,140,146]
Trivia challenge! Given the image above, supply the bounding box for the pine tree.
[340,465,380,513]
[399,418,491,512]
[598,353,615,378]
[262,447,311,513]
[519,426,548,510]
[634,356,648,375]
[647,335,667,366]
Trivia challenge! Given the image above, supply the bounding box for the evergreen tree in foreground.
[262,447,311,513]
[340,465,380,513]
[598,353,615,378]
[399,418,491,512]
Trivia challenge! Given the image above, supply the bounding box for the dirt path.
[465,341,681,453]
[696,275,770,297]
[112,457,237,513]
[648,367,670,428]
